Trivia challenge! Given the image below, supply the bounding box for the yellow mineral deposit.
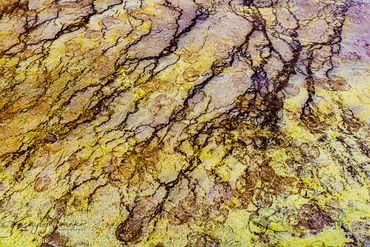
[0,0,369,246]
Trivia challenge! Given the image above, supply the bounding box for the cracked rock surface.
[0,0,369,246]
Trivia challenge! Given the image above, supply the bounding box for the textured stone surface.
[0,0,369,246]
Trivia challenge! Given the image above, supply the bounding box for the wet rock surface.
[0,0,369,246]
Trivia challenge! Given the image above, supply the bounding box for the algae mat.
[0,0,369,246]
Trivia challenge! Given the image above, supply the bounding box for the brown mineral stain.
[84,30,101,39]
[315,76,351,91]
[53,199,67,218]
[72,197,86,211]
[186,234,220,247]
[34,175,51,192]
[183,67,200,82]
[102,16,119,28]
[44,231,69,247]
[39,243,54,247]
[116,218,143,243]
[298,204,334,233]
